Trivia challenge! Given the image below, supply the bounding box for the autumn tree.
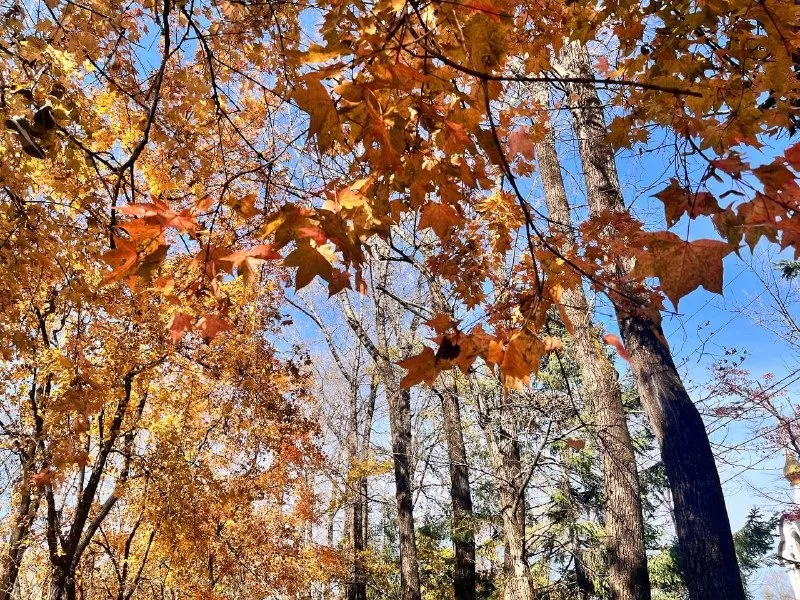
[4,0,800,597]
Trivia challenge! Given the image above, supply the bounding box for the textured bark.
[0,453,40,600]
[479,394,533,600]
[384,383,422,600]
[345,395,367,600]
[48,562,76,600]
[439,387,476,600]
[403,232,477,600]
[341,275,421,600]
[531,81,651,600]
[45,373,150,600]
[559,41,746,600]
[347,379,376,600]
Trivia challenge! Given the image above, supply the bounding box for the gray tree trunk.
[531,81,651,600]
[341,256,422,600]
[0,451,40,600]
[439,385,476,600]
[558,41,746,600]
[479,391,534,600]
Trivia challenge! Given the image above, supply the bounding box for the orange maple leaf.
[168,312,193,344]
[637,232,732,308]
[654,179,722,227]
[283,242,334,290]
[602,334,631,362]
[419,203,460,241]
[398,347,439,388]
[196,314,231,341]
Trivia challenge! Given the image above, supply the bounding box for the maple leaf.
[118,201,198,234]
[419,202,460,241]
[500,332,545,390]
[785,143,800,171]
[711,155,749,177]
[636,232,733,308]
[168,312,193,344]
[736,194,782,249]
[283,242,334,290]
[449,326,492,373]
[508,127,535,160]
[196,314,231,341]
[399,347,439,388]
[654,179,722,227]
[754,163,795,192]
[220,244,282,279]
[602,333,631,362]
[327,269,351,296]
[292,75,342,152]
[424,313,459,334]
[102,237,139,284]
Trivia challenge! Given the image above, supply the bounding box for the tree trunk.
[439,386,476,600]
[0,467,39,600]
[479,392,533,600]
[340,273,422,600]
[531,81,651,600]
[384,383,422,600]
[421,262,477,600]
[558,40,746,600]
[346,377,375,600]
[48,562,76,600]
[345,378,367,600]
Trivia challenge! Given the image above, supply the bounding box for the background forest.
[1,0,800,597]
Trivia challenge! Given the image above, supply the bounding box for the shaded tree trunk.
[419,259,477,600]
[347,378,376,600]
[344,375,367,600]
[0,449,40,600]
[44,372,151,600]
[438,386,476,600]
[531,81,651,600]
[341,267,422,600]
[49,562,76,600]
[558,41,746,600]
[385,384,422,600]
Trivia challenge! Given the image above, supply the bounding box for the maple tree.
[0,149,325,598]
[3,0,800,594]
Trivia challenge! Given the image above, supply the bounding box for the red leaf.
[196,314,231,341]
[508,127,535,160]
[786,142,800,171]
[654,179,722,227]
[602,334,631,363]
[565,438,586,450]
[168,312,193,344]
